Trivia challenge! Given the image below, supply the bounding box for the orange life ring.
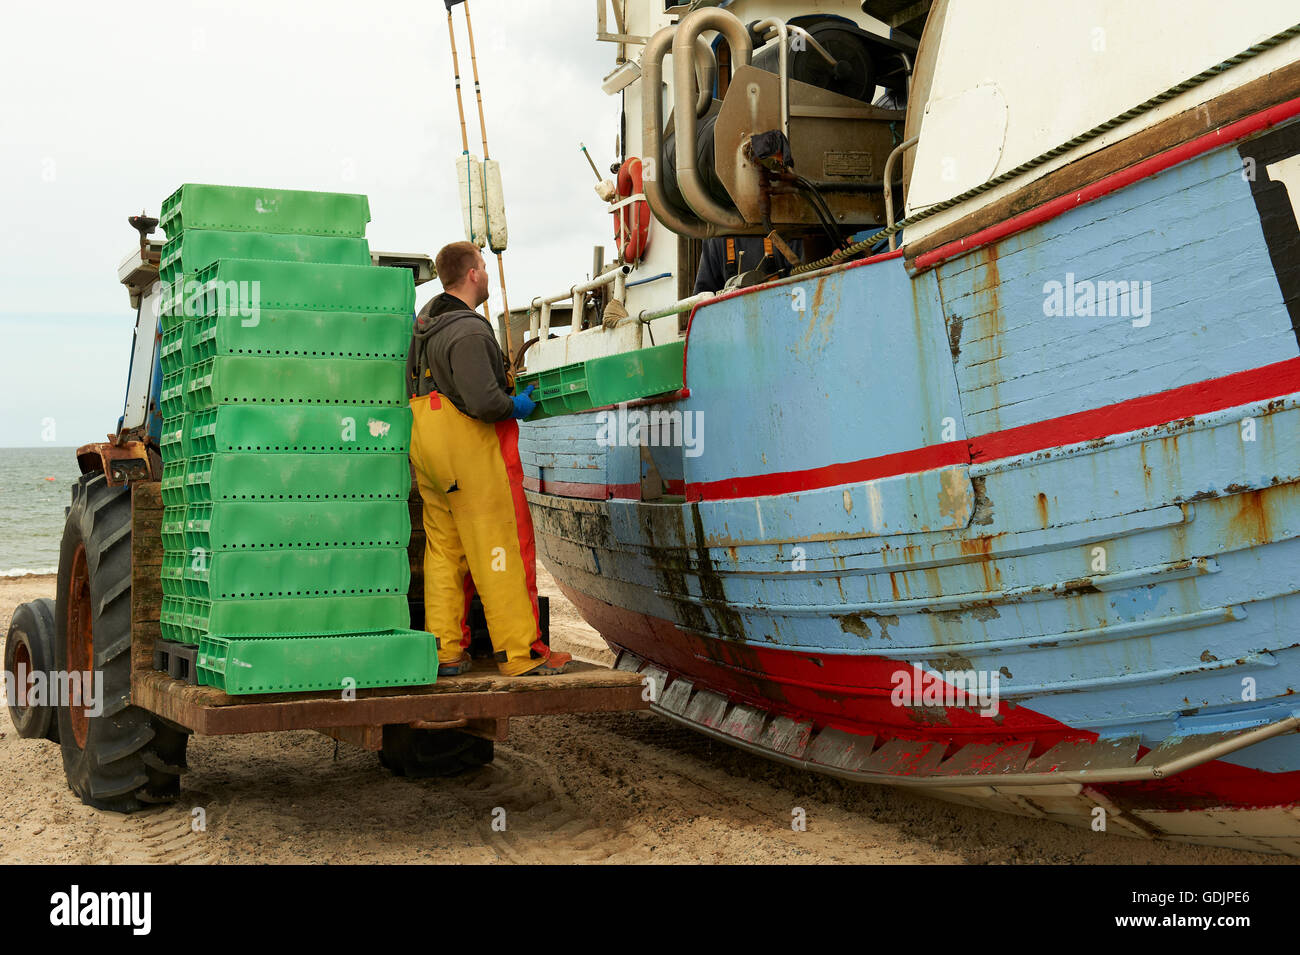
[613,157,651,263]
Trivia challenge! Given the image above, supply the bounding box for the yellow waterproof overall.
[409,391,544,675]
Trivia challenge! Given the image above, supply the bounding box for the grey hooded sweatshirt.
[406,292,514,423]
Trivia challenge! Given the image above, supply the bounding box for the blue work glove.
[511,384,537,419]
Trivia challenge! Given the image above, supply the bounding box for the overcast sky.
[0,0,622,447]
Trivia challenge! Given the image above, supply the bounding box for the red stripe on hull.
[676,357,1300,501]
[686,441,969,502]
[913,95,1300,271]
[970,355,1300,462]
[554,577,1300,810]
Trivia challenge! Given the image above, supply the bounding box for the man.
[406,240,571,677]
[692,235,801,294]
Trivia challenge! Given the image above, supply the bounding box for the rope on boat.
[790,20,1300,275]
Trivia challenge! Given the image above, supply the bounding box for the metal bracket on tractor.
[77,437,155,487]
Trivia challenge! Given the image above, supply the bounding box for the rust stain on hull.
[1229,489,1270,547]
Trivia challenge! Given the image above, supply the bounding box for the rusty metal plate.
[640,666,669,707]
[614,650,645,673]
[657,676,694,715]
[1135,727,1259,768]
[805,726,877,773]
[863,737,946,776]
[718,704,767,744]
[1024,735,1141,775]
[683,689,730,729]
[760,715,814,758]
[936,740,1033,777]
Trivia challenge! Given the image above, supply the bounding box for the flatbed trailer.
[133,661,647,742]
[126,480,646,775]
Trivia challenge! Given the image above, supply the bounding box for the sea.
[0,447,83,576]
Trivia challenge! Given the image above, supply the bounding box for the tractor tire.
[379,725,494,778]
[54,472,188,812]
[5,598,59,741]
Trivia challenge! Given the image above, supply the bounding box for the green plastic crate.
[160,413,190,464]
[189,308,411,364]
[160,370,189,419]
[183,451,410,503]
[196,628,436,695]
[160,594,188,644]
[160,184,371,239]
[161,552,187,600]
[188,405,412,455]
[185,356,406,412]
[159,229,371,285]
[183,500,410,552]
[159,271,201,329]
[183,452,410,504]
[161,460,187,506]
[181,594,409,645]
[181,546,409,600]
[161,506,187,552]
[517,341,685,419]
[160,324,187,375]
[191,258,414,314]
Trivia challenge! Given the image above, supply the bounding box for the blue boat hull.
[519,107,1300,851]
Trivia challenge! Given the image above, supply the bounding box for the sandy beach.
[0,572,1281,864]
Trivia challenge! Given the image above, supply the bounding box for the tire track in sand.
[445,747,644,863]
[90,803,217,865]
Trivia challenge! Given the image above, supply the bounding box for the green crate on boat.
[181,546,409,600]
[160,184,370,239]
[196,628,436,695]
[159,229,371,285]
[191,258,414,314]
[185,356,406,412]
[517,341,685,419]
[183,500,409,552]
[182,451,410,504]
[188,308,412,364]
[181,593,410,645]
[188,405,412,455]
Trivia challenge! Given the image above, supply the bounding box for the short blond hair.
[435,240,483,289]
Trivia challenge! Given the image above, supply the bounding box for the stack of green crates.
[156,183,436,694]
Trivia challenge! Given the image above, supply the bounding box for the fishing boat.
[508,0,1300,853]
